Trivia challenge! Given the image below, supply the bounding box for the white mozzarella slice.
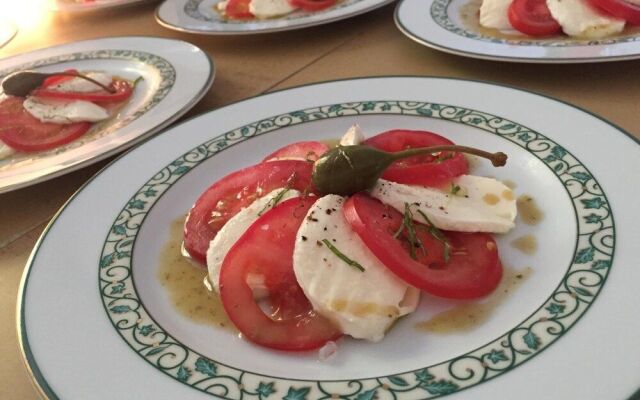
[48,72,113,93]
[293,195,419,342]
[249,0,297,18]
[479,0,514,30]
[546,0,625,38]
[206,187,301,292]
[339,124,365,146]
[0,142,16,159]
[370,176,517,234]
[23,97,109,124]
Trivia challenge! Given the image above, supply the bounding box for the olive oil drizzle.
[415,266,533,333]
[158,217,234,331]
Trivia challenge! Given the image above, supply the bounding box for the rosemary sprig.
[392,203,427,260]
[322,239,365,272]
[416,209,451,263]
[257,187,290,216]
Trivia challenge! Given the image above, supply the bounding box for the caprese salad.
[216,0,340,20]
[479,0,640,38]
[182,126,517,351]
[0,69,136,160]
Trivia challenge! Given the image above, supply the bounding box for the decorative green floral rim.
[99,101,614,399]
[431,0,640,47]
[185,0,360,23]
[0,49,175,163]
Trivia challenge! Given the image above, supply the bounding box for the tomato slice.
[42,69,79,88]
[0,96,91,152]
[31,79,133,103]
[225,0,254,19]
[288,0,336,11]
[262,141,330,162]
[508,0,562,36]
[343,194,503,299]
[184,160,316,264]
[588,0,640,25]
[363,129,469,187]
[219,197,342,351]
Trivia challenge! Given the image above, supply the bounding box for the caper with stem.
[312,145,507,196]
[1,70,116,97]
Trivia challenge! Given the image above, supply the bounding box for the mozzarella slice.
[206,187,301,292]
[479,0,514,30]
[47,72,113,93]
[293,195,420,342]
[370,176,517,233]
[249,0,297,18]
[339,124,365,146]
[23,97,109,124]
[546,0,625,38]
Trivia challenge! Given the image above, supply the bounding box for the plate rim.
[0,35,215,194]
[51,0,159,13]
[16,75,640,400]
[394,0,640,64]
[155,0,395,35]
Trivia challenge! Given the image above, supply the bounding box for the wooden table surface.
[1,2,638,399]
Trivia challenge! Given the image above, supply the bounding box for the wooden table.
[1,3,638,398]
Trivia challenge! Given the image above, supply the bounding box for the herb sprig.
[416,209,451,263]
[322,239,365,272]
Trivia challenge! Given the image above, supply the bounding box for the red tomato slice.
[42,69,79,88]
[508,0,562,36]
[363,129,469,187]
[262,141,330,162]
[288,0,336,11]
[225,0,254,19]
[0,96,91,152]
[588,0,640,25]
[343,194,503,299]
[219,197,342,351]
[31,79,133,103]
[183,160,316,264]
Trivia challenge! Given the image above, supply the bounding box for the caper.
[1,70,115,97]
[312,144,507,196]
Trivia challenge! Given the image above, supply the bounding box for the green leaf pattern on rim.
[431,0,640,47]
[99,101,614,399]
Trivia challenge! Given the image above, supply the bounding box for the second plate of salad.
[0,36,214,193]
[156,0,393,34]
[18,77,639,399]
[395,0,640,63]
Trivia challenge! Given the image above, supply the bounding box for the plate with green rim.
[395,0,640,63]
[0,36,214,194]
[155,0,393,35]
[18,76,640,399]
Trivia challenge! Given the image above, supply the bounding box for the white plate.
[0,36,214,193]
[18,77,640,399]
[395,0,640,63]
[156,0,393,35]
[52,0,158,12]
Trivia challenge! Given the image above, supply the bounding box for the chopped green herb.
[416,209,451,263]
[450,184,461,195]
[322,239,365,272]
[392,203,427,260]
[257,187,290,216]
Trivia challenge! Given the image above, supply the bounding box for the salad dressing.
[511,234,537,255]
[414,266,533,333]
[158,217,234,331]
[517,194,543,225]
